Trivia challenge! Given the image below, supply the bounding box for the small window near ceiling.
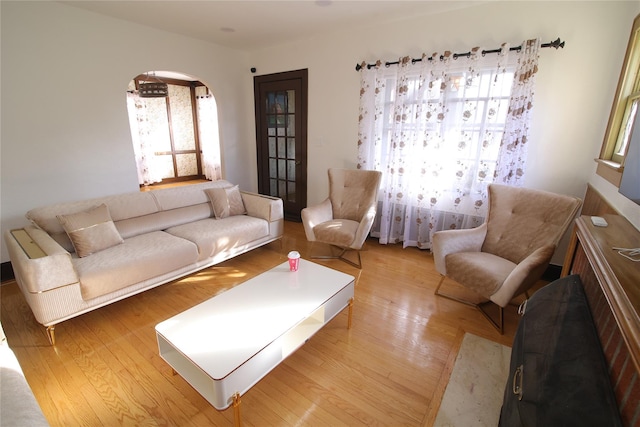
[125,71,223,188]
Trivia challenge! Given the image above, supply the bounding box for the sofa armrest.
[351,204,378,250]
[432,223,487,276]
[241,192,284,222]
[4,226,80,294]
[490,244,555,307]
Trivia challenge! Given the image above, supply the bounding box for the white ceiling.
[60,1,484,51]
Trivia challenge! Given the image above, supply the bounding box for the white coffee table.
[155,259,355,425]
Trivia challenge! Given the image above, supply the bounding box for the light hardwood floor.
[1,221,535,426]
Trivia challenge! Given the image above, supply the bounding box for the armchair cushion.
[446,252,516,297]
[329,169,381,222]
[313,219,360,248]
[482,187,581,264]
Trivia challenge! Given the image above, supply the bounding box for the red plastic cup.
[288,251,300,271]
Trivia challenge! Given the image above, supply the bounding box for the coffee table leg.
[348,298,354,329]
[233,392,242,427]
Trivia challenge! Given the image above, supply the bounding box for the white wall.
[249,1,640,263]
[2,1,640,266]
[1,1,254,263]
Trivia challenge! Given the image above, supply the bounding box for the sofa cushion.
[115,203,213,239]
[166,216,267,261]
[313,219,360,247]
[151,180,231,211]
[27,192,159,236]
[206,185,247,219]
[73,231,198,300]
[446,251,516,297]
[57,204,124,258]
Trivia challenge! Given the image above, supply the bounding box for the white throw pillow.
[205,185,247,219]
[57,204,124,257]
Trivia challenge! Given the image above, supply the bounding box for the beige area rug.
[432,333,511,427]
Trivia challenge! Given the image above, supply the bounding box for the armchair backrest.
[328,168,382,222]
[482,184,582,264]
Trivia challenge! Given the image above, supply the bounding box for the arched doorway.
[126,71,222,187]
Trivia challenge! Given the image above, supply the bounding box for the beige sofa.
[4,180,283,344]
[1,322,49,426]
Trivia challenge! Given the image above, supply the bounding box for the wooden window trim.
[133,76,207,185]
[597,13,640,186]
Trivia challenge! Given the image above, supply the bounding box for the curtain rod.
[355,37,565,71]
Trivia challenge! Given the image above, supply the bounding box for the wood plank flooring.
[1,221,535,426]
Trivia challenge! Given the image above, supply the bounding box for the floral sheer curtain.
[357,39,540,249]
[126,92,164,185]
[495,39,541,183]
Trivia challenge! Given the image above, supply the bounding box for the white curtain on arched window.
[196,94,223,181]
[126,92,164,185]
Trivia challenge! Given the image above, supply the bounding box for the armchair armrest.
[490,244,556,307]
[351,204,378,250]
[432,223,487,275]
[241,191,284,222]
[4,226,80,294]
[301,199,333,241]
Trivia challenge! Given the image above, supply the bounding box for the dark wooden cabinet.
[562,214,640,425]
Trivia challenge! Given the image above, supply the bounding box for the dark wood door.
[254,69,308,221]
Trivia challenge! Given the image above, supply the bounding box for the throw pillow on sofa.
[205,185,247,219]
[57,203,124,257]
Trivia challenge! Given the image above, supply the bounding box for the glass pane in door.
[266,90,296,202]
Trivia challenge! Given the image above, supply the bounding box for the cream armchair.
[301,168,382,268]
[432,183,582,333]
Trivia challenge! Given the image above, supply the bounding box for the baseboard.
[1,261,15,283]
[0,260,564,285]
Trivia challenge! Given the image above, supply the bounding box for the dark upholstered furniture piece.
[499,275,622,427]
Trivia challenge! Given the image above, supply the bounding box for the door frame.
[253,69,308,221]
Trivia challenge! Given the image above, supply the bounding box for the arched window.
[126,71,222,187]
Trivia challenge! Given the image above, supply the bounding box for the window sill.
[594,158,623,187]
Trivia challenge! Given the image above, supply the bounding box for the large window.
[375,68,514,203]
[358,42,540,248]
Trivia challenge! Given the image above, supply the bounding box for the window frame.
[375,64,515,202]
[597,13,640,185]
[133,75,207,184]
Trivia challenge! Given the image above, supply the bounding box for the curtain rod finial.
[549,38,565,49]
